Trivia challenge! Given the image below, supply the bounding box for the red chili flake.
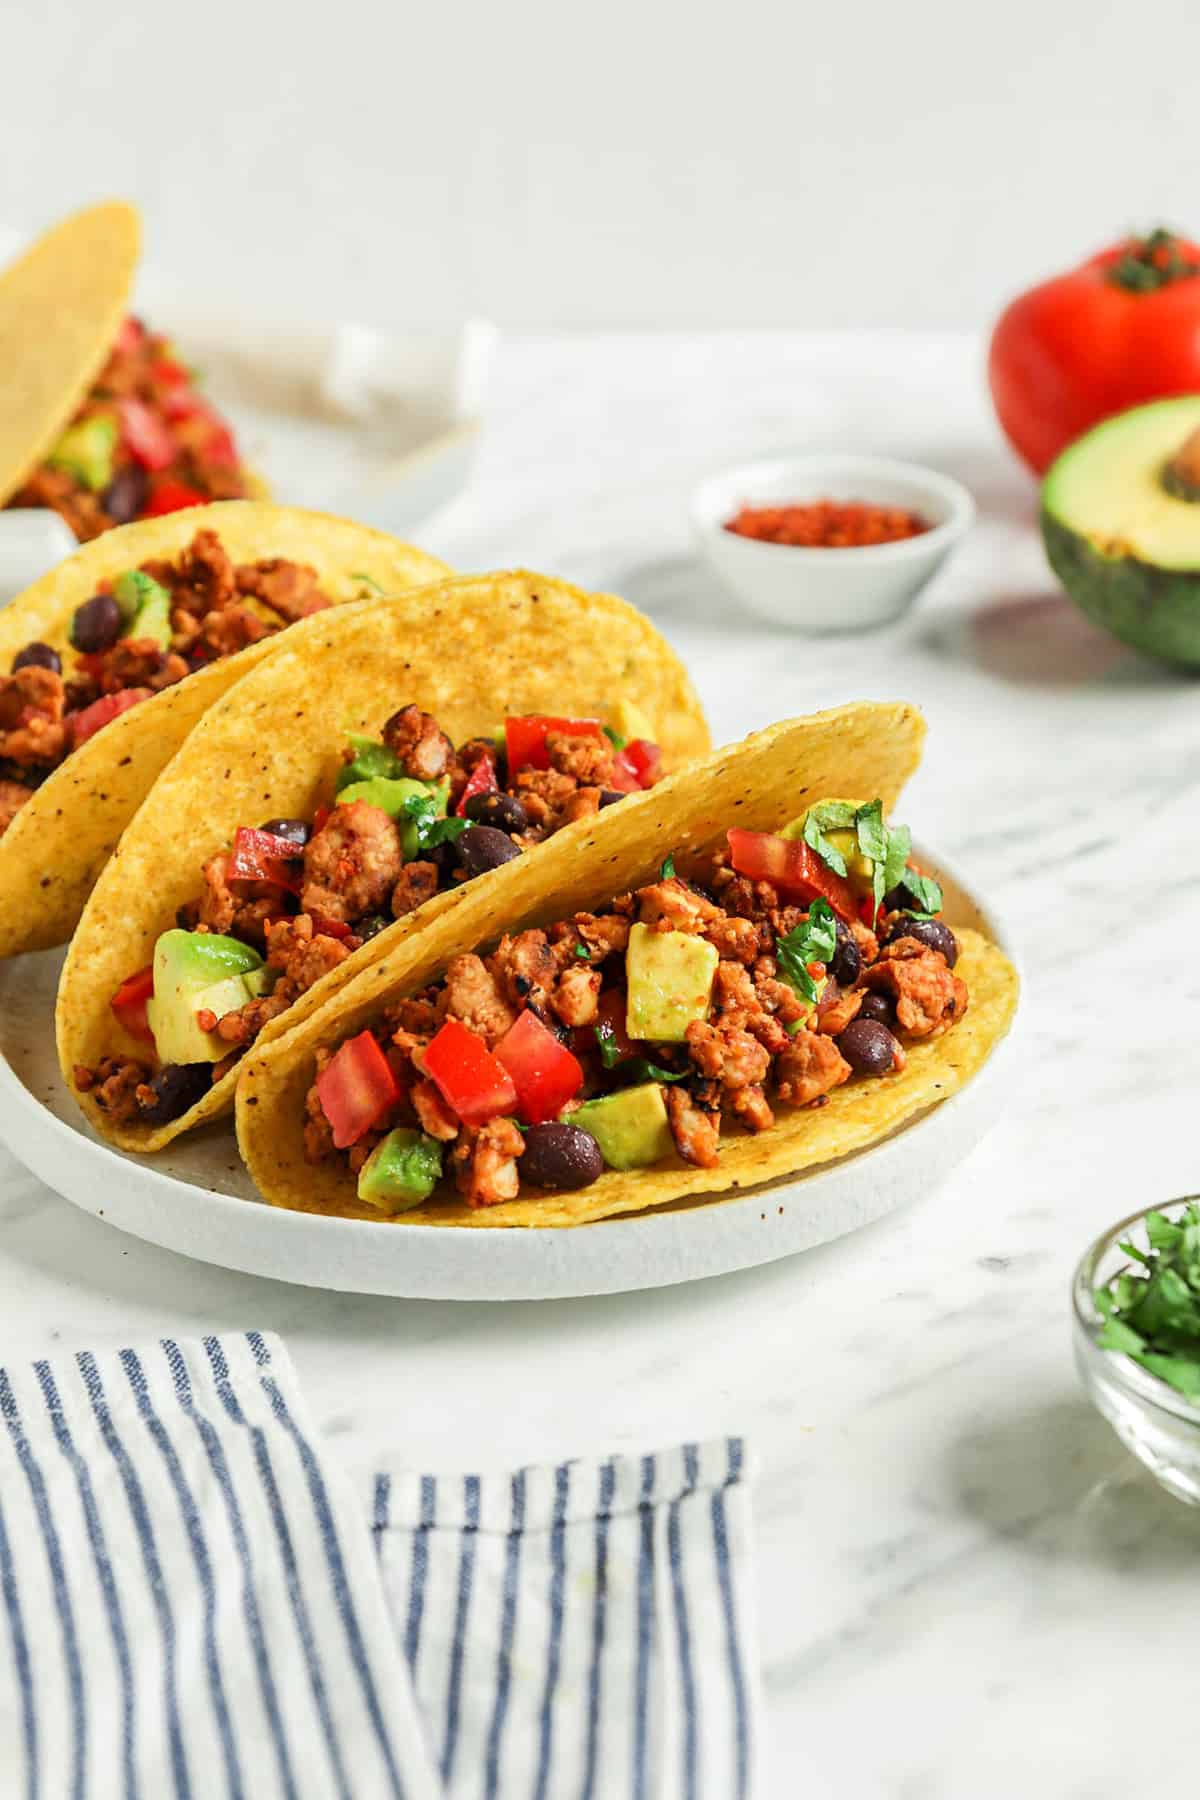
[723,499,932,549]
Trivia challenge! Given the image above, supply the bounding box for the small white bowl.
[691,453,975,632]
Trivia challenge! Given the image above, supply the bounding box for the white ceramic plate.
[0,850,1017,1300]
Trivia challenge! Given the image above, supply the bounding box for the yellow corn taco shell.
[235,703,1016,1227]
[0,501,449,955]
[0,202,141,510]
[57,570,711,1150]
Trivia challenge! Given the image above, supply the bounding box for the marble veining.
[1,331,1197,1795]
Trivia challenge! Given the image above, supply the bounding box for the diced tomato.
[621,739,662,788]
[504,714,604,773]
[316,1030,402,1148]
[143,479,207,517]
[307,909,350,940]
[110,965,155,1045]
[454,753,498,817]
[422,1019,518,1127]
[68,687,154,747]
[228,827,303,893]
[164,391,241,468]
[606,752,641,793]
[859,894,882,930]
[727,827,859,923]
[150,357,191,392]
[114,316,144,355]
[311,805,332,835]
[494,1009,584,1125]
[118,398,175,471]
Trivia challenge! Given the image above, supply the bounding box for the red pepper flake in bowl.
[724,499,933,549]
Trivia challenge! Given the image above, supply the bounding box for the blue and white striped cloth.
[0,1333,758,1798]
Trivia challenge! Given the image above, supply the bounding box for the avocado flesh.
[625,923,718,1043]
[611,698,655,744]
[571,1083,675,1170]
[336,777,447,859]
[48,416,117,492]
[357,1128,442,1213]
[146,929,264,1065]
[1042,397,1200,668]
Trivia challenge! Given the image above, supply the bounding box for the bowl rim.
[690,452,976,564]
[1072,1197,1200,1426]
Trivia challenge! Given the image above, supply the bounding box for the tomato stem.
[1107,228,1200,293]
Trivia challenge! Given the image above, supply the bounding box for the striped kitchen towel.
[0,1333,759,1799]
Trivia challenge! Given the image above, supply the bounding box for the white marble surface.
[2,331,1198,1795]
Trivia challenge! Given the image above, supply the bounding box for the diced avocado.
[145,928,264,1065]
[357,1128,443,1214]
[625,922,717,1043]
[113,570,173,649]
[611,698,655,744]
[1042,395,1200,668]
[335,736,405,793]
[571,1083,675,1171]
[337,776,448,860]
[48,415,117,492]
[243,965,273,998]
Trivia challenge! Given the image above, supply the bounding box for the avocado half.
[1042,395,1200,668]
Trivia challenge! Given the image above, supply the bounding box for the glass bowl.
[1073,1200,1200,1505]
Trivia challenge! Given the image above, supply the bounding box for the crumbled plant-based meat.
[666,1086,722,1168]
[0,781,31,836]
[865,939,968,1036]
[382,705,455,782]
[816,982,864,1037]
[451,1116,526,1206]
[775,1030,852,1107]
[0,667,67,768]
[490,930,561,1010]
[233,559,328,622]
[638,877,721,933]
[549,963,603,1028]
[198,853,283,946]
[545,731,615,787]
[441,953,516,1047]
[392,861,440,918]
[301,801,404,925]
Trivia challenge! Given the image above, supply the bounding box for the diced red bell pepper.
[114,316,144,355]
[606,752,641,793]
[505,714,604,773]
[316,1030,402,1148]
[164,392,241,468]
[622,739,662,788]
[118,398,175,471]
[143,479,207,517]
[150,357,191,392]
[311,805,332,835]
[727,827,859,923]
[422,1019,517,1127]
[307,908,351,940]
[110,964,155,1045]
[494,1009,584,1125]
[68,687,154,747]
[454,752,499,817]
[228,826,304,893]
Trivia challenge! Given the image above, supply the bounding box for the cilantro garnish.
[594,1020,623,1069]
[603,725,627,749]
[622,1056,687,1085]
[801,801,854,877]
[661,853,676,880]
[775,898,838,1006]
[351,571,385,594]
[801,799,939,916]
[574,943,590,960]
[899,869,943,914]
[400,792,469,854]
[1094,1201,1200,1399]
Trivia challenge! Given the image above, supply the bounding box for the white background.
[3,0,1199,332]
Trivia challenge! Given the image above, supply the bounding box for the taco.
[58,570,711,1148]
[0,201,258,540]
[232,704,1018,1227]
[0,502,448,955]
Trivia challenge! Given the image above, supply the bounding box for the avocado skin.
[1042,508,1200,670]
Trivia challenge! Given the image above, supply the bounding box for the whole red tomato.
[988,229,1200,473]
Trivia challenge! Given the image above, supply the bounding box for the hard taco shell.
[234,703,1016,1227]
[0,501,449,955]
[57,570,711,1149]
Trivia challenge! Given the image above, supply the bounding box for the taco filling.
[75,703,667,1127]
[0,528,333,839]
[5,316,249,541]
[286,800,964,1212]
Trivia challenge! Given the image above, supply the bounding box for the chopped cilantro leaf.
[594,1020,623,1069]
[622,1056,687,1085]
[881,822,912,899]
[802,811,848,878]
[901,869,943,914]
[400,792,469,854]
[351,571,385,594]
[574,943,590,959]
[660,853,676,880]
[603,725,627,749]
[775,898,838,1006]
[1093,1198,1200,1399]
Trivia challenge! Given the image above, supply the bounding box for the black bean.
[357,914,390,943]
[425,840,460,884]
[598,789,625,808]
[101,465,149,525]
[465,790,528,836]
[837,1018,899,1077]
[259,817,310,847]
[885,915,958,967]
[857,992,895,1027]
[520,1122,603,1190]
[455,825,522,880]
[70,593,122,653]
[137,1062,212,1125]
[12,641,62,675]
[829,919,861,988]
